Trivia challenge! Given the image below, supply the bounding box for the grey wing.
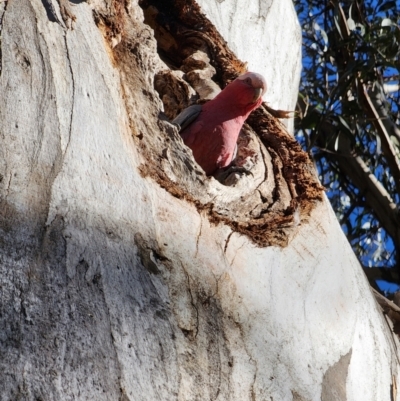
[172,104,202,132]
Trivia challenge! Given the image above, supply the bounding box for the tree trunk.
[0,0,398,400]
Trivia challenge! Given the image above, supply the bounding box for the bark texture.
[0,0,399,400]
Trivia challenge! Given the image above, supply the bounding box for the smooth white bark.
[197,0,302,125]
[0,0,398,400]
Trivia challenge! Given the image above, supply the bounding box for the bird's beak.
[252,87,263,103]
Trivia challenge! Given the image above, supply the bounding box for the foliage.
[294,0,400,289]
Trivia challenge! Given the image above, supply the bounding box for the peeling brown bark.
[321,351,352,401]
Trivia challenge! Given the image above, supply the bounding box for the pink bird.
[172,72,267,175]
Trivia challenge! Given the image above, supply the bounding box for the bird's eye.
[245,77,252,84]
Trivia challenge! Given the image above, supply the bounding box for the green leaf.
[334,133,340,151]
[348,3,353,19]
[347,18,356,31]
[338,116,352,133]
[381,18,393,27]
[355,23,366,36]
[390,135,400,149]
[313,21,320,31]
[321,28,329,46]
[334,14,343,39]
[376,132,382,156]
[377,1,397,12]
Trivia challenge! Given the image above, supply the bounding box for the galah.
[172,72,267,175]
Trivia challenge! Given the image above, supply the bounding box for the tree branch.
[364,266,399,284]
[359,83,400,198]
[319,120,400,253]
[372,287,400,324]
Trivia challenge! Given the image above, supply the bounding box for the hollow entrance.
[97,0,324,247]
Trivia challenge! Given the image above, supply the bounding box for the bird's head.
[235,72,267,105]
[205,71,267,118]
